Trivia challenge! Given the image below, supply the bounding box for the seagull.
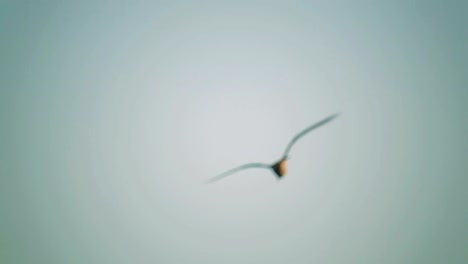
[206,113,340,183]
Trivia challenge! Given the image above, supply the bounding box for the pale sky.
[1,1,467,263]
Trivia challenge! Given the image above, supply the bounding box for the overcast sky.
[1,1,467,263]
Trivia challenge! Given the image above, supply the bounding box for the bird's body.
[206,113,339,183]
[272,158,288,178]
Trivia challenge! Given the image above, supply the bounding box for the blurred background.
[0,1,466,263]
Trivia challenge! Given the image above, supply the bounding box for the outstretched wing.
[206,163,271,183]
[283,113,340,157]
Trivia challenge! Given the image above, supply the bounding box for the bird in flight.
[206,113,340,183]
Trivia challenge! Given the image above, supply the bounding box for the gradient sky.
[1,1,467,263]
